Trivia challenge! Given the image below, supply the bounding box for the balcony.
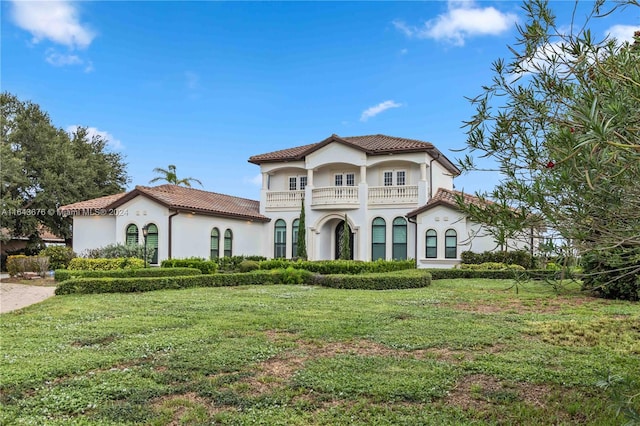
[311,186,359,209]
[265,190,304,210]
[368,185,418,205]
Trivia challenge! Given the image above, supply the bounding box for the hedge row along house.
[60,134,536,268]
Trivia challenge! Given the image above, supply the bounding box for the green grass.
[1,279,638,425]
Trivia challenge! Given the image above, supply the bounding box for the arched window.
[146,223,159,264]
[224,229,233,257]
[392,217,407,260]
[371,217,386,261]
[292,219,300,258]
[210,228,220,259]
[274,219,286,258]
[445,229,457,259]
[425,229,437,258]
[126,224,138,246]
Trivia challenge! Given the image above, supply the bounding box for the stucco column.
[307,169,314,187]
[360,165,366,184]
[262,172,269,190]
[420,163,427,182]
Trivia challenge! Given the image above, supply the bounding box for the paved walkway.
[0,281,56,313]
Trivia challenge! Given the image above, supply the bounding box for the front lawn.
[1,279,638,425]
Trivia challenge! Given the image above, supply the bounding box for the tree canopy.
[456,0,639,299]
[149,164,202,187]
[1,92,129,244]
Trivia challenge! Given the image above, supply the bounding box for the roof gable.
[60,185,269,222]
[406,188,490,218]
[248,134,460,175]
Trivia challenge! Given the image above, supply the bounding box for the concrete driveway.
[0,280,56,313]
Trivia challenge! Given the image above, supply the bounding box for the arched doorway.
[334,221,354,260]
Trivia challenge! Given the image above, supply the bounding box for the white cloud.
[67,125,124,151]
[10,0,95,49]
[244,174,263,186]
[45,50,82,66]
[606,24,640,44]
[394,0,517,46]
[360,100,403,122]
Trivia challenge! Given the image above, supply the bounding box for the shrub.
[258,259,416,275]
[460,250,535,269]
[317,269,431,290]
[82,243,153,263]
[426,268,560,280]
[55,268,427,295]
[580,247,640,301]
[6,255,49,277]
[216,255,267,272]
[238,260,260,273]
[55,267,202,282]
[68,257,145,270]
[161,258,218,274]
[39,246,76,270]
[459,262,526,271]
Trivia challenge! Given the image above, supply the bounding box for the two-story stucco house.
[61,134,532,268]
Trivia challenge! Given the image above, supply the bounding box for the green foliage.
[237,260,260,273]
[215,255,266,272]
[339,214,351,260]
[160,257,218,274]
[54,267,201,282]
[83,243,153,263]
[427,268,559,281]
[258,259,416,274]
[1,92,129,242]
[581,247,640,301]
[6,255,49,277]
[461,250,535,269]
[296,198,307,260]
[39,246,76,270]
[317,269,431,290]
[67,257,145,271]
[149,164,202,187]
[457,1,640,300]
[459,262,526,271]
[3,279,639,424]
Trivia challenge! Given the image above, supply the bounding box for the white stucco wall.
[72,215,116,255]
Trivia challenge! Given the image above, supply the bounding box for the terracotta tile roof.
[1,225,65,242]
[59,192,129,211]
[248,134,460,175]
[406,188,491,218]
[60,185,269,222]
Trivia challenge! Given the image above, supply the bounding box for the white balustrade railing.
[368,185,418,204]
[311,186,359,205]
[265,190,304,209]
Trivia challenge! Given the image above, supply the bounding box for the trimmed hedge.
[459,262,526,271]
[461,250,535,269]
[316,269,431,290]
[68,257,145,270]
[426,268,562,280]
[55,268,314,295]
[161,258,218,274]
[55,267,202,282]
[54,268,429,294]
[258,259,416,274]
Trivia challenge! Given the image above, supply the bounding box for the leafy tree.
[149,164,202,187]
[339,214,351,260]
[296,198,307,260]
[456,0,639,300]
[1,92,129,243]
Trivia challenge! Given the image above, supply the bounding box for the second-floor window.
[289,176,307,191]
[383,170,406,186]
[335,173,355,186]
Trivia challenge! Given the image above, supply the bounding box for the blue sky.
[2,1,638,200]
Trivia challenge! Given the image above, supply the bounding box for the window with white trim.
[334,173,355,187]
[383,170,407,186]
[288,175,307,191]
